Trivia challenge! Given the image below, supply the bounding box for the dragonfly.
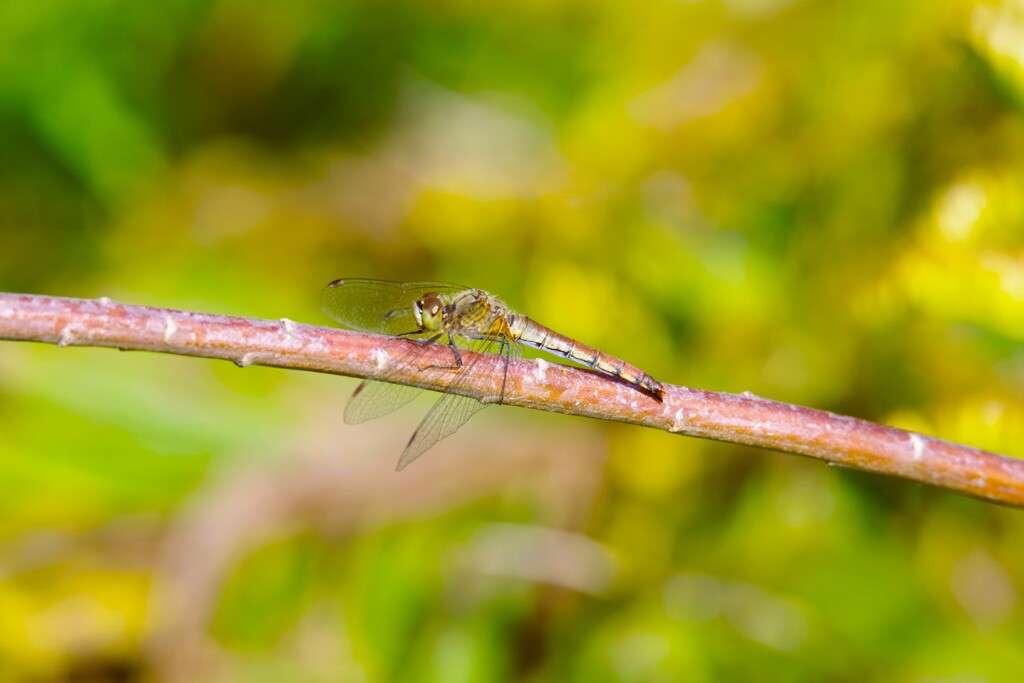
[321,278,665,470]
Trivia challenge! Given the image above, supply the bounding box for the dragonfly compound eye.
[416,294,444,331]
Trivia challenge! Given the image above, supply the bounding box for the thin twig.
[1,292,1022,507]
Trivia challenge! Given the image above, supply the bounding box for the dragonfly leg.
[393,332,464,370]
[445,336,463,369]
[417,335,463,370]
[497,338,511,404]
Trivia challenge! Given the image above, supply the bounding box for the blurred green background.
[1,0,1023,681]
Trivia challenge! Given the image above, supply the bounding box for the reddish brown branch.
[1,292,1022,507]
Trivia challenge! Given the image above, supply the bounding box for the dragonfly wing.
[397,392,487,470]
[321,279,466,334]
[394,335,519,470]
[322,279,520,468]
[344,380,424,424]
[344,332,464,423]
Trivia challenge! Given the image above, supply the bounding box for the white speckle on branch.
[533,358,550,385]
[671,407,690,432]
[163,315,177,343]
[371,347,390,371]
[909,433,926,463]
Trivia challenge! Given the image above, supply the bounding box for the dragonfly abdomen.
[511,316,665,400]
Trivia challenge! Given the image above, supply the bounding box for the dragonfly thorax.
[413,293,445,331]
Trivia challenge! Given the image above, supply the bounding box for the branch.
[2,292,1022,507]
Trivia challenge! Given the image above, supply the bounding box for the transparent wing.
[398,394,487,470]
[321,278,466,334]
[324,278,519,468]
[344,380,425,425]
[343,332,466,424]
[396,336,520,471]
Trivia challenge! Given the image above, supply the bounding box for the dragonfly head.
[413,293,444,331]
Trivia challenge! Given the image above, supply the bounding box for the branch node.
[235,352,265,368]
[57,325,82,347]
[279,318,298,337]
